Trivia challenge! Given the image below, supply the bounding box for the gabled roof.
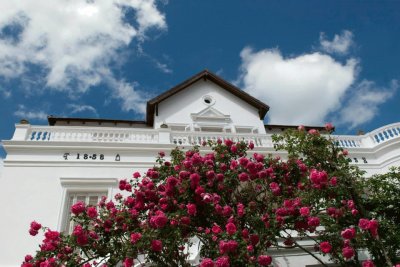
[146,69,269,126]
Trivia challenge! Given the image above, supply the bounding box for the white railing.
[26,126,159,143]
[170,131,271,147]
[369,122,400,144]
[10,122,400,149]
[332,122,400,148]
[332,135,362,148]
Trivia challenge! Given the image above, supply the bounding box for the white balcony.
[9,122,400,150]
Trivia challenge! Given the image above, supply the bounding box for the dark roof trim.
[146,69,270,126]
[47,116,146,126]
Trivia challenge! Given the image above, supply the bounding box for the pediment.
[191,107,231,122]
[146,70,269,126]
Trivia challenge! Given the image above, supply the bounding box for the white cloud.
[319,30,354,55]
[0,0,166,100]
[67,104,98,116]
[106,75,147,114]
[14,104,48,121]
[0,87,11,98]
[337,80,398,129]
[155,61,173,74]
[238,47,357,125]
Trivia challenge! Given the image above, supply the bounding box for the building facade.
[1,70,400,267]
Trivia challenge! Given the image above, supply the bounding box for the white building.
[1,70,399,267]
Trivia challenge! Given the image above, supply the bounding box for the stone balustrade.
[10,122,400,150]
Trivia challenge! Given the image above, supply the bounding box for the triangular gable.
[146,69,269,126]
[191,106,231,122]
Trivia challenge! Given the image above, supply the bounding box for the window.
[63,192,106,233]
[58,178,118,233]
[202,95,215,105]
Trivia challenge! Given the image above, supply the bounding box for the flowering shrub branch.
[22,125,398,267]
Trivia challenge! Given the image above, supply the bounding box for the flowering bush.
[22,126,397,267]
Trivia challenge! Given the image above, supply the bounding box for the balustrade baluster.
[378,133,384,142]
[383,130,389,140]
[388,129,394,138]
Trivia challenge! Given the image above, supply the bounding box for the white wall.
[155,80,266,134]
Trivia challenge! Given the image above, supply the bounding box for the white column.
[12,123,31,141]
[158,128,171,144]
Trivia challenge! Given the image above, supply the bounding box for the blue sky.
[0,1,399,161]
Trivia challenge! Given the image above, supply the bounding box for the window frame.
[57,178,118,233]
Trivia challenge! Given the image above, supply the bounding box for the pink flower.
[319,241,332,253]
[242,229,249,239]
[341,228,356,239]
[212,224,222,234]
[186,203,197,216]
[224,139,233,147]
[77,234,89,246]
[309,169,328,188]
[30,221,42,231]
[89,231,98,240]
[298,125,305,131]
[369,219,379,237]
[308,129,319,135]
[257,255,272,266]
[190,173,201,189]
[150,211,168,228]
[151,240,163,252]
[237,203,245,217]
[230,145,237,153]
[342,246,355,259]
[249,142,255,149]
[200,258,215,267]
[44,230,60,241]
[299,207,310,217]
[123,258,134,267]
[119,179,127,190]
[269,182,281,195]
[362,260,375,267]
[330,176,338,186]
[238,172,249,182]
[358,218,370,230]
[325,122,334,132]
[222,205,233,217]
[72,224,84,237]
[24,255,33,262]
[133,171,141,178]
[215,256,230,267]
[225,222,237,235]
[250,234,260,245]
[239,157,249,167]
[347,200,355,209]
[219,240,238,254]
[307,217,320,227]
[28,228,38,236]
[86,206,98,218]
[71,201,86,215]
[130,232,142,244]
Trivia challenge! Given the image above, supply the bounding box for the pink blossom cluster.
[22,135,388,266]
